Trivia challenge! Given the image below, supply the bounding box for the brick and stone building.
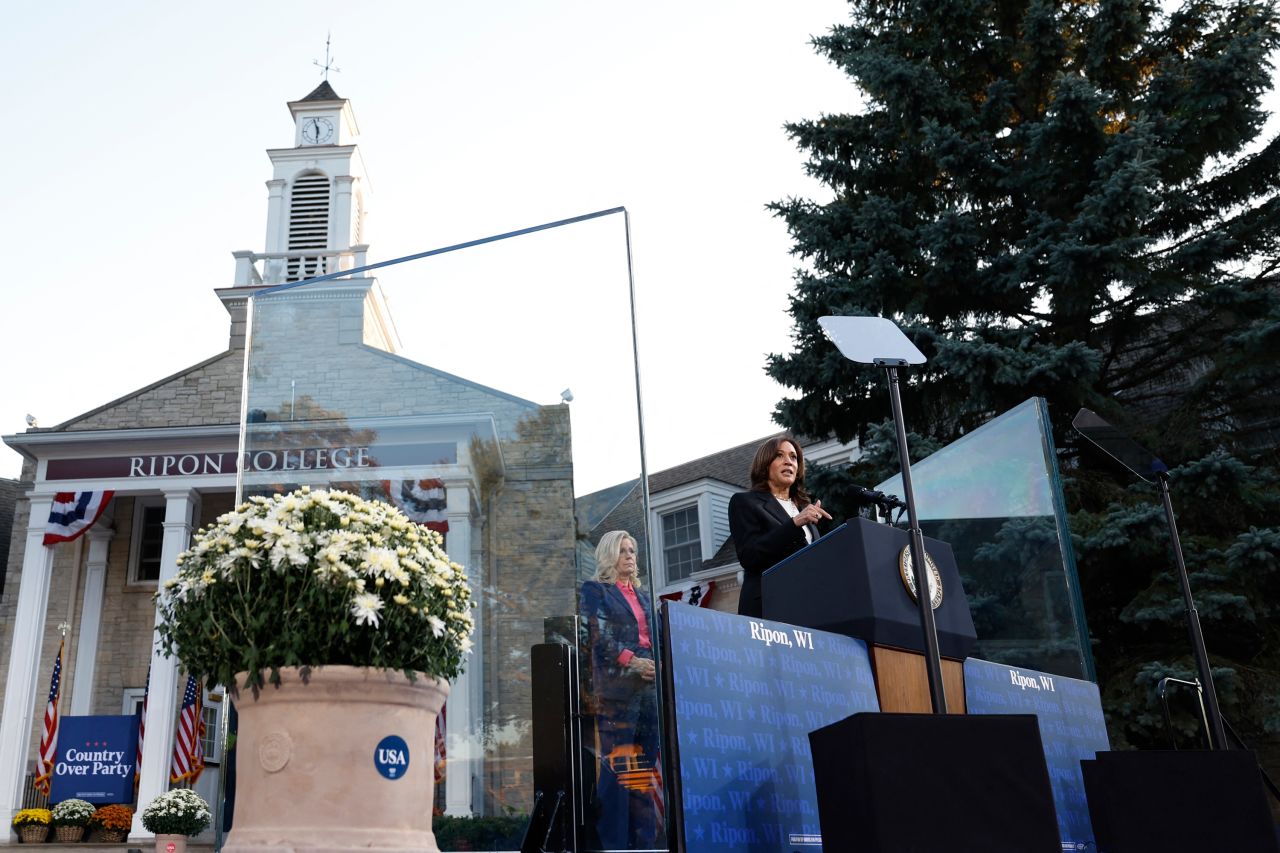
[0,82,576,840]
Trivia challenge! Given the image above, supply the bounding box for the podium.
[761,518,977,713]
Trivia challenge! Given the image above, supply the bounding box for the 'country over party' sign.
[50,715,139,804]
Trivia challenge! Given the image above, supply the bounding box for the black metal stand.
[1156,473,1228,750]
[520,789,568,853]
[1157,676,1213,749]
[880,362,947,714]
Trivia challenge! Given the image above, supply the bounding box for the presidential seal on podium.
[899,545,944,609]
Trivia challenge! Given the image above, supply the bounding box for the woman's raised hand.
[795,499,832,527]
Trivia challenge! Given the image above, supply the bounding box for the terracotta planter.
[223,666,449,852]
[54,824,86,842]
[155,833,188,853]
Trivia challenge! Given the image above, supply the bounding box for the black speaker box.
[1082,750,1279,852]
[809,712,1060,853]
[525,643,579,853]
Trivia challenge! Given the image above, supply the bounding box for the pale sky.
[7,3,1270,493]
[0,1,858,490]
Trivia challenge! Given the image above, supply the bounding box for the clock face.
[301,116,334,145]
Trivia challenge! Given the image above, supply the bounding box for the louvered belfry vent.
[287,173,331,281]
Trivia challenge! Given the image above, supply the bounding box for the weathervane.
[313,33,341,80]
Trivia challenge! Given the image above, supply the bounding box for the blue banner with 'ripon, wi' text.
[663,603,880,852]
[964,658,1110,851]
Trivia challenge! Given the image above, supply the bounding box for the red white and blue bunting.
[659,579,716,608]
[43,491,114,546]
[382,479,449,533]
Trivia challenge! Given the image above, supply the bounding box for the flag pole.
[35,627,69,796]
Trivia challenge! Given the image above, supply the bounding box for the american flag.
[650,755,665,822]
[434,705,447,785]
[170,675,205,784]
[34,638,64,795]
[135,666,149,788]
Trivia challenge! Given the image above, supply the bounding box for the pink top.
[614,583,652,666]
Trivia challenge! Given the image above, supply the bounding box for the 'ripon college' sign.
[46,441,458,481]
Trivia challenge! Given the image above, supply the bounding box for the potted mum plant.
[88,803,134,843]
[11,808,51,844]
[50,798,95,842]
[154,487,474,853]
[141,788,211,853]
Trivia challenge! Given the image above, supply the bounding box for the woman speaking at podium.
[730,436,831,618]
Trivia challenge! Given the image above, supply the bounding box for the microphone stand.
[1072,407,1227,751]
[815,314,947,714]
[879,359,948,714]
[1156,472,1228,750]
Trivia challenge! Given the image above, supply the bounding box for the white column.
[263,179,287,254]
[131,490,198,840]
[443,485,475,817]
[333,175,355,251]
[70,520,115,716]
[0,497,55,826]
[469,517,486,813]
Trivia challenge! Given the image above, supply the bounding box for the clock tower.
[259,80,370,279]
[289,79,357,147]
[224,82,396,351]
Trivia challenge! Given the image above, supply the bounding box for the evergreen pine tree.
[772,0,1280,761]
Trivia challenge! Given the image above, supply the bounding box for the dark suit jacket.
[729,489,819,618]
[581,580,654,702]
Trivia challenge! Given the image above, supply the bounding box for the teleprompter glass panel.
[876,397,1094,680]
[238,212,663,850]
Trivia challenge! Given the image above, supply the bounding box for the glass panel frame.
[233,209,666,850]
[876,397,1096,680]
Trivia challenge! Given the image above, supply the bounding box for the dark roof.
[575,478,638,532]
[579,430,818,542]
[702,535,740,570]
[299,80,342,102]
[648,432,785,493]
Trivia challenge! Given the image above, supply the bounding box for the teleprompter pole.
[881,362,948,714]
[1157,473,1228,750]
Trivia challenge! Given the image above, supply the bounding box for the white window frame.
[121,684,225,764]
[647,479,737,590]
[128,496,166,586]
[200,686,226,764]
[659,504,703,584]
[121,687,146,717]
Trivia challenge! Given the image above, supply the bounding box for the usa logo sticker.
[374,735,410,780]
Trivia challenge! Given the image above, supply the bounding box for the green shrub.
[432,814,526,849]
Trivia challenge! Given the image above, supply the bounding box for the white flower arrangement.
[155,487,475,691]
[49,798,95,828]
[141,788,212,837]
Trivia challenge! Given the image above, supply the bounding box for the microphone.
[851,485,906,510]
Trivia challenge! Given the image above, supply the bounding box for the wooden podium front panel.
[871,645,967,714]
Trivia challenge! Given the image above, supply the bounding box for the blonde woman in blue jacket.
[581,530,661,850]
